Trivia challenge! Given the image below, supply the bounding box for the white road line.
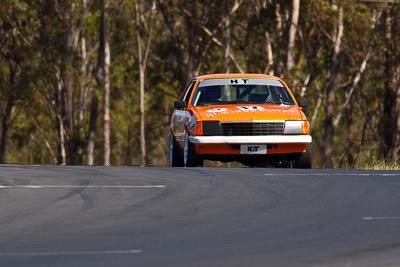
[0,249,142,257]
[0,185,165,189]
[363,217,400,221]
[264,173,400,177]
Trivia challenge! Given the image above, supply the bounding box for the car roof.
[193,73,281,81]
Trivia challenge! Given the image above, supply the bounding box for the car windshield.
[192,78,295,107]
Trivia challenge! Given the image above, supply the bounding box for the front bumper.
[189,135,312,144]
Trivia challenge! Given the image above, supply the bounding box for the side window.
[181,81,196,102]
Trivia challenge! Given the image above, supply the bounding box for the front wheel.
[169,132,184,167]
[183,132,204,167]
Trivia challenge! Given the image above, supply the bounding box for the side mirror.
[299,99,309,109]
[174,100,187,109]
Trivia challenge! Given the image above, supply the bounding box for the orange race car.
[169,74,312,168]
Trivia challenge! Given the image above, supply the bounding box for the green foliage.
[0,0,399,168]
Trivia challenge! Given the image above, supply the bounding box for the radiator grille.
[221,122,284,136]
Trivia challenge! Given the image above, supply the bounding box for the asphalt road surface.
[1,165,400,267]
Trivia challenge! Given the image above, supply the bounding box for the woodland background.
[0,0,399,168]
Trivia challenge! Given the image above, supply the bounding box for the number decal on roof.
[199,78,283,87]
[229,79,249,84]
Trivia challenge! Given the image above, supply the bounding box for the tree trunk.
[333,48,372,128]
[61,16,76,164]
[382,10,395,160]
[156,0,186,88]
[393,83,400,161]
[274,3,284,76]
[103,32,111,166]
[202,25,243,73]
[388,8,400,161]
[87,96,98,165]
[322,4,343,168]
[135,1,154,166]
[186,0,196,81]
[287,0,300,72]
[135,1,145,166]
[0,94,14,164]
[77,35,88,162]
[264,31,274,75]
[345,104,355,167]
[0,60,17,163]
[139,67,146,166]
[56,114,67,165]
[99,0,111,166]
[54,69,67,165]
[311,90,322,125]
[223,0,230,73]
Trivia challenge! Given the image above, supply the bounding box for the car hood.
[193,104,304,121]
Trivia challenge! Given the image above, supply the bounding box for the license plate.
[240,145,267,154]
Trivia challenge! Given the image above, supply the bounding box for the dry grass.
[333,148,400,170]
[356,160,400,170]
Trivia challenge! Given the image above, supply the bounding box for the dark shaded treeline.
[0,0,399,167]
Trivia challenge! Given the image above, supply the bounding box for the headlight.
[284,120,309,135]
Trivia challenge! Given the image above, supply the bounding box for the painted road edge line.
[0,249,142,257]
[264,173,400,176]
[363,216,400,221]
[0,185,166,189]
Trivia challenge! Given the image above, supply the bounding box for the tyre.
[293,144,312,169]
[183,132,204,167]
[169,132,184,167]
